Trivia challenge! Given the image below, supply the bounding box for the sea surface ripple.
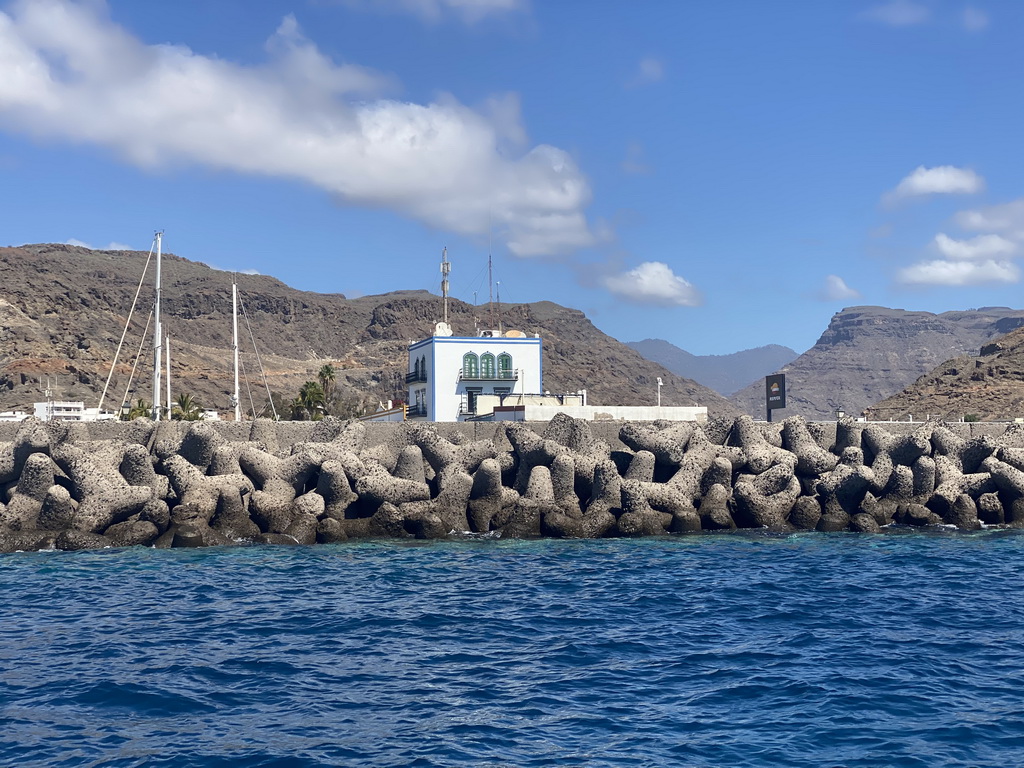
[3,531,1024,767]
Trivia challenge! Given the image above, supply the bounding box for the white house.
[406,323,542,422]
[32,401,118,422]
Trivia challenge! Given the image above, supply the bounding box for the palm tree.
[298,380,327,421]
[124,398,152,420]
[318,364,336,407]
[172,392,203,421]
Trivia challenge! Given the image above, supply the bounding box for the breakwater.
[1,414,1023,552]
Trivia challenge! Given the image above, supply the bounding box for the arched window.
[413,357,421,376]
[420,355,426,373]
[480,353,496,378]
[497,353,513,379]
[463,352,479,379]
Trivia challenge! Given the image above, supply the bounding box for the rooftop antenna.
[441,246,450,325]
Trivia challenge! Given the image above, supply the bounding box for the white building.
[32,401,118,422]
[407,324,542,422]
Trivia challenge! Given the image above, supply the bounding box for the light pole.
[656,377,663,408]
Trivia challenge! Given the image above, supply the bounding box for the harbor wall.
[0,418,1012,449]
[2,414,1024,552]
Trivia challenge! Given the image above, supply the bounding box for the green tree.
[317,364,336,406]
[172,392,203,421]
[964,414,981,423]
[299,380,327,421]
[288,381,327,420]
[124,398,152,420]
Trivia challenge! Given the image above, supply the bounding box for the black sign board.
[765,374,786,418]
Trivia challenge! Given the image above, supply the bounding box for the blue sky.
[2,0,1023,356]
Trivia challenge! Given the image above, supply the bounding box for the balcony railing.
[406,370,428,383]
[406,403,427,418]
[458,369,519,383]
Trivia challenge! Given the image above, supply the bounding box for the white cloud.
[897,258,1020,286]
[819,275,861,301]
[883,165,984,204]
[963,6,989,31]
[0,1,593,258]
[621,142,651,175]
[628,57,664,87]
[934,233,1016,260]
[333,0,527,24]
[602,262,701,307]
[955,198,1024,238]
[861,0,930,26]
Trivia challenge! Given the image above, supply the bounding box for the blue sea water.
[2,531,1024,768]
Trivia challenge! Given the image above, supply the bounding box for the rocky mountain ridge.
[868,326,1024,421]
[627,339,799,396]
[0,244,736,417]
[728,306,1024,420]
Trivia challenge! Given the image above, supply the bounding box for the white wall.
[492,405,709,422]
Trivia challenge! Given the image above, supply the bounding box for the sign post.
[765,374,786,422]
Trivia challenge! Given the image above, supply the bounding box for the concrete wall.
[492,405,708,423]
[0,417,1006,454]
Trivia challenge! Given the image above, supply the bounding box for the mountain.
[727,305,1024,420]
[868,326,1024,421]
[627,339,798,396]
[0,243,737,418]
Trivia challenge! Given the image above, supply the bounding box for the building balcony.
[406,370,428,383]
[406,403,428,418]
[458,369,519,383]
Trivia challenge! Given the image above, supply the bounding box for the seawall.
[1,414,1022,552]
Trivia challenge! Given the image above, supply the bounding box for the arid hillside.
[868,326,1024,421]
[0,244,737,417]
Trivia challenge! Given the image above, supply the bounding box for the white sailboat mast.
[152,231,163,421]
[232,279,241,422]
[165,335,171,418]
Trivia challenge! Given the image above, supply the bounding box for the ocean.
[2,531,1023,767]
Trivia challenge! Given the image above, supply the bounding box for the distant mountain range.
[0,243,738,417]
[728,306,1024,420]
[627,339,798,396]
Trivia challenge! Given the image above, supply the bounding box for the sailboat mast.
[232,280,240,422]
[488,254,494,330]
[165,336,171,418]
[152,231,163,421]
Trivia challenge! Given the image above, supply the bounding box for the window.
[481,353,495,378]
[497,353,513,378]
[420,355,426,373]
[463,352,479,379]
[465,387,482,414]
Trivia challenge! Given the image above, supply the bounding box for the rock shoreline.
[1,414,1023,552]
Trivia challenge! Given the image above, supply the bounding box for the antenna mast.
[440,246,450,324]
[152,231,163,421]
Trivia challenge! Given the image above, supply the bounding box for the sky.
[1,0,1023,356]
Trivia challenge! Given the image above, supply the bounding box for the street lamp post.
[656,377,663,408]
